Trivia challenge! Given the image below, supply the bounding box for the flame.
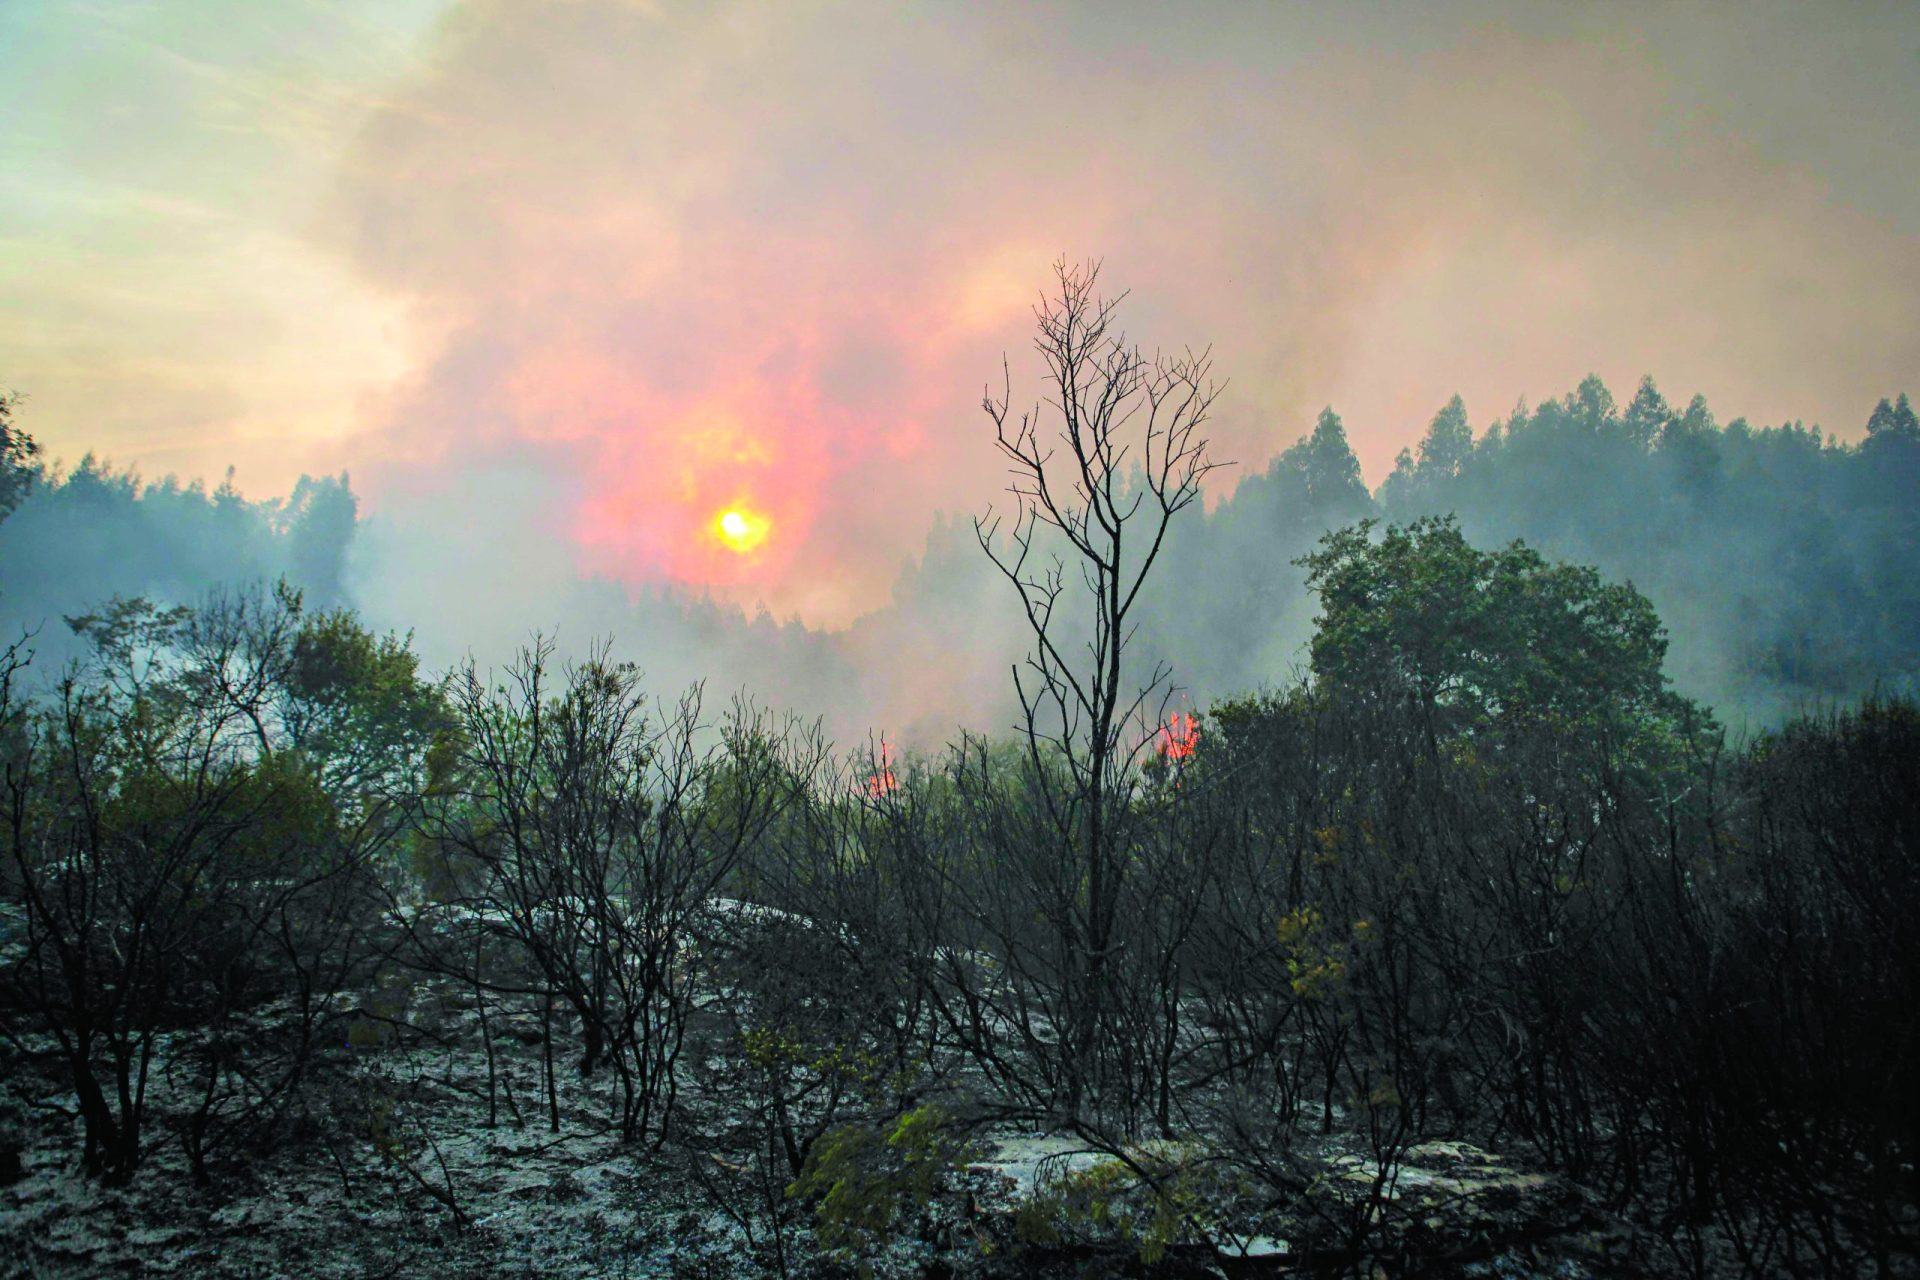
[864,737,899,798]
[1158,712,1200,763]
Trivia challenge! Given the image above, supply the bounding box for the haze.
[6,0,1917,627]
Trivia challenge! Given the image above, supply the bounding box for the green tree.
[280,473,358,606]
[1415,394,1473,478]
[283,600,451,802]
[1299,516,1703,755]
[1865,391,1919,442]
[1566,373,1616,432]
[1620,375,1673,450]
[1283,406,1369,517]
[1657,392,1722,499]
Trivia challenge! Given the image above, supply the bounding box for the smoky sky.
[7,0,1919,630]
[325,0,1919,624]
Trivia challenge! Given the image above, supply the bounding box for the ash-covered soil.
[0,975,1638,1278]
[1,1098,1629,1273]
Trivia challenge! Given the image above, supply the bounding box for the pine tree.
[1416,395,1473,477]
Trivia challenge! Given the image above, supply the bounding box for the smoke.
[9,0,1918,742]
[326,1,1914,598]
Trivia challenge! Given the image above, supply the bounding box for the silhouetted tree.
[1416,394,1473,477]
[0,392,37,525]
[973,259,1221,1125]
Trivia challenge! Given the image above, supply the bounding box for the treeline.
[0,397,856,724]
[0,397,356,672]
[1377,381,1920,716]
[1139,381,1920,723]
[7,379,1918,738]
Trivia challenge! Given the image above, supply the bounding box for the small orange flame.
[1158,712,1199,762]
[865,737,899,798]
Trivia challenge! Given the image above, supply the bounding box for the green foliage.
[286,603,453,800]
[1282,407,1371,518]
[787,1103,968,1267]
[1865,391,1919,442]
[742,1025,883,1089]
[1367,377,1920,717]
[1299,515,1705,749]
[1013,1146,1225,1265]
[1417,394,1473,478]
[1275,905,1348,1000]
[0,451,368,682]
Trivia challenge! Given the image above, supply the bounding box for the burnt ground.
[0,980,1655,1279]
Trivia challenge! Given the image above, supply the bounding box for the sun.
[715,506,770,552]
